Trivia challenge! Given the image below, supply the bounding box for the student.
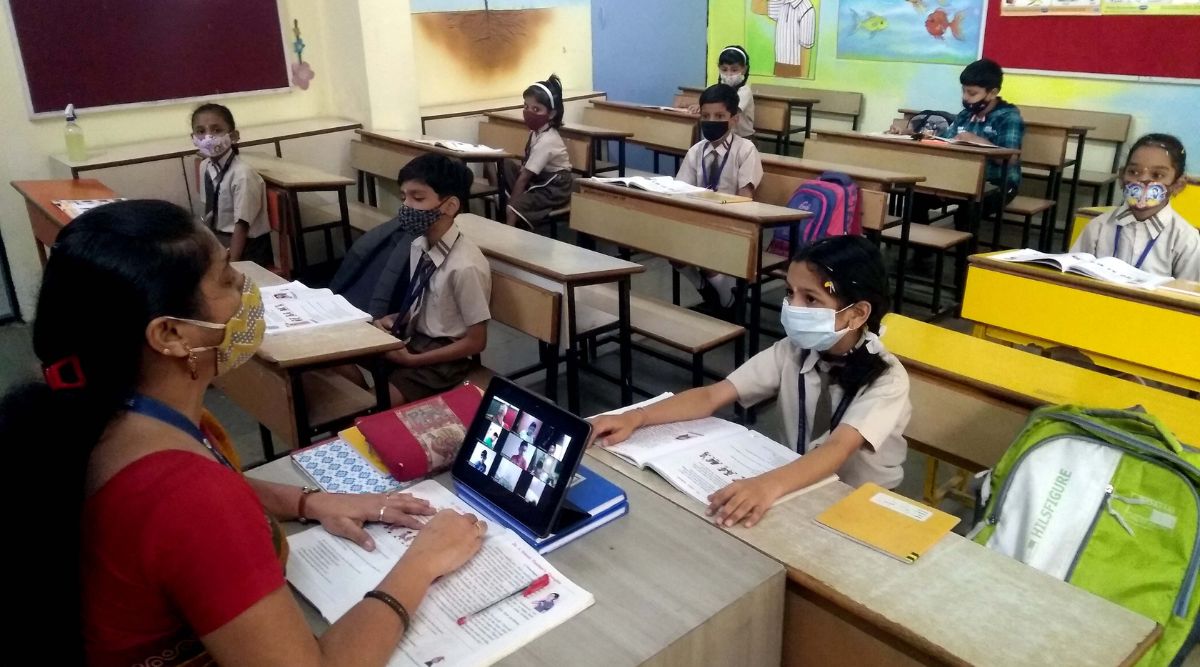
[191,103,274,266]
[375,154,492,404]
[687,46,756,138]
[1072,134,1199,281]
[474,450,490,473]
[0,200,485,666]
[592,236,911,528]
[502,74,574,228]
[511,442,530,470]
[676,83,764,311]
[910,59,1024,252]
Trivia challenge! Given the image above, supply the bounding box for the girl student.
[191,103,274,266]
[590,236,911,528]
[1071,133,1199,281]
[502,74,575,229]
[686,45,755,138]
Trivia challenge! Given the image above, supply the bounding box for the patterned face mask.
[174,275,266,375]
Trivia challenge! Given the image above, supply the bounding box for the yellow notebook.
[338,426,391,476]
[815,483,960,563]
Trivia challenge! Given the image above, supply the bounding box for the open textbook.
[287,480,593,667]
[992,249,1173,289]
[595,394,837,506]
[52,198,126,218]
[411,138,504,154]
[590,176,709,196]
[260,281,372,332]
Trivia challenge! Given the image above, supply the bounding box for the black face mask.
[700,120,729,142]
[962,98,989,114]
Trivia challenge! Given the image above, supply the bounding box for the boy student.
[911,59,1024,263]
[676,83,764,311]
[373,154,492,404]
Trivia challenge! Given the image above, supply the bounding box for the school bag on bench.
[766,171,862,257]
[970,405,1200,667]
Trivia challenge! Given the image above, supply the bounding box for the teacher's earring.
[185,345,199,380]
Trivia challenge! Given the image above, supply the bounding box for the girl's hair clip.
[823,280,837,295]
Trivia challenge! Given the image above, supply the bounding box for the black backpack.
[329,217,415,319]
[908,109,956,136]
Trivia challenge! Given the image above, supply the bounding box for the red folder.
[354,383,484,481]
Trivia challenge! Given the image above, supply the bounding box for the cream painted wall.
[0,0,427,318]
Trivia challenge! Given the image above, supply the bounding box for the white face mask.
[719,72,746,87]
[780,301,852,351]
[193,133,232,159]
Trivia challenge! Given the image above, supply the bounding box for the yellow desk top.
[969,251,1200,313]
[236,262,401,368]
[881,314,1200,445]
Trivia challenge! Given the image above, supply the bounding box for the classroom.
[0,1,1198,665]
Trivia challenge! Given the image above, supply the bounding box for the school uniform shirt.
[735,84,756,138]
[726,334,911,489]
[199,152,271,239]
[524,126,573,175]
[406,222,492,340]
[677,133,763,195]
[940,99,1024,191]
[1071,203,1200,281]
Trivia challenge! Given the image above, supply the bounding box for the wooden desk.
[587,449,1160,667]
[52,117,363,176]
[880,314,1200,505]
[678,85,818,154]
[963,252,1200,391]
[216,262,402,458]
[806,132,1019,273]
[241,155,356,276]
[484,110,633,176]
[456,213,644,412]
[753,84,863,130]
[757,154,925,312]
[582,100,698,173]
[356,130,518,216]
[419,90,607,133]
[570,179,809,356]
[10,179,117,265]
[247,454,785,667]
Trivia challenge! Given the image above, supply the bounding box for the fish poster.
[836,0,984,65]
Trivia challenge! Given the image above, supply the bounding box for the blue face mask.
[780,301,851,351]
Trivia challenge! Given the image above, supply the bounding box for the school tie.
[706,148,721,190]
[810,367,834,441]
[396,252,437,336]
[203,168,216,223]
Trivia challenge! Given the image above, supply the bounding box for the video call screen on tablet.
[452,377,592,537]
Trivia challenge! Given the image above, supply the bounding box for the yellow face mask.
[174,275,266,375]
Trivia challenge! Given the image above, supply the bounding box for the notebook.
[291,434,404,494]
[815,483,960,563]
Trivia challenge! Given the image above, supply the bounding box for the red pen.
[456,574,551,625]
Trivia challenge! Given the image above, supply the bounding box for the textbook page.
[1069,256,1174,289]
[287,480,593,667]
[591,176,709,196]
[992,249,1096,272]
[260,282,371,332]
[593,394,744,467]
[52,198,126,219]
[644,430,836,506]
[412,138,504,154]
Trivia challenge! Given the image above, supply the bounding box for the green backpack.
[971,405,1200,667]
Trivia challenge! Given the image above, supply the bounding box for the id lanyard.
[1113,225,1160,270]
[125,394,235,471]
[794,351,855,453]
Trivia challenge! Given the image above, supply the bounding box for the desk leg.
[1062,133,1086,252]
[290,370,310,454]
[1040,167,1061,252]
[496,159,509,221]
[289,193,310,277]
[565,286,581,413]
[274,141,283,159]
[539,341,559,402]
[672,270,681,306]
[736,277,756,355]
[618,139,627,177]
[371,359,391,413]
[804,105,813,140]
[618,277,633,407]
[892,187,913,315]
[338,187,353,256]
[653,152,660,174]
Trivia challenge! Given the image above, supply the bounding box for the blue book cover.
[455,464,627,554]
